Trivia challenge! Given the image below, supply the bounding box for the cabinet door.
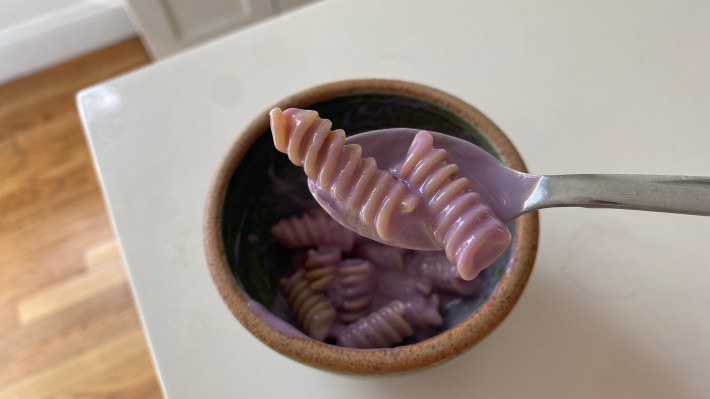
[126,0,275,58]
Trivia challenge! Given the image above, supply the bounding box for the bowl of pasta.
[204,79,539,374]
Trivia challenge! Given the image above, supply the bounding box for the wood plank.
[0,330,160,399]
[0,109,98,302]
[0,283,151,389]
[84,240,122,269]
[0,38,150,143]
[0,192,110,303]
[0,136,26,182]
[0,37,160,398]
[0,104,117,307]
[0,105,94,217]
[17,254,127,325]
[0,304,18,337]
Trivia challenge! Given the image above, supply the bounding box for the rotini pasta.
[271,211,355,252]
[270,108,412,243]
[336,300,414,349]
[331,258,374,324]
[304,248,340,292]
[406,252,482,296]
[402,294,443,329]
[270,210,488,348]
[376,267,432,299]
[353,240,405,271]
[280,269,336,341]
[395,131,511,280]
[269,107,510,280]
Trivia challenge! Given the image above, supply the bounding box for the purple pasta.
[269,107,413,243]
[304,248,340,292]
[271,211,355,252]
[401,294,443,329]
[280,269,336,341]
[336,301,414,349]
[374,267,432,302]
[405,252,482,296]
[269,107,511,281]
[329,258,375,324]
[270,210,490,348]
[353,240,405,271]
[394,131,511,280]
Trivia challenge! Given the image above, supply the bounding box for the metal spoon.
[309,128,710,250]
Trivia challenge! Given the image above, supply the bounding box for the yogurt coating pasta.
[269,107,511,280]
[272,210,482,348]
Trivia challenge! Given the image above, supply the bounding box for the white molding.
[0,0,137,84]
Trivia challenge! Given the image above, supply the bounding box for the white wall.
[0,0,81,28]
[0,0,137,83]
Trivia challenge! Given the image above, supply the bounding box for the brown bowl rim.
[203,78,539,375]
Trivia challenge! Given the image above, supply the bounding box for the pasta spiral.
[269,108,510,280]
[271,211,355,252]
[331,258,374,324]
[395,131,511,280]
[280,269,336,341]
[270,108,411,243]
[336,300,414,349]
[304,248,340,292]
[402,294,443,329]
[353,240,405,271]
[407,253,482,296]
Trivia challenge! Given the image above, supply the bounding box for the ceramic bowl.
[204,79,538,374]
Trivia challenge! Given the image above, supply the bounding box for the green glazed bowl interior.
[204,79,538,375]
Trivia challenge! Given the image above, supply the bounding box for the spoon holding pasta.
[269,107,710,280]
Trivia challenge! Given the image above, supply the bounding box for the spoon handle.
[524,174,710,217]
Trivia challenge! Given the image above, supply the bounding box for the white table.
[77,0,710,397]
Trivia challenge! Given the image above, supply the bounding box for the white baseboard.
[0,0,137,84]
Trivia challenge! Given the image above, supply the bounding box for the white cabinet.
[127,0,317,58]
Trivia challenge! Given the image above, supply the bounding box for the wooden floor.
[0,38,163,398]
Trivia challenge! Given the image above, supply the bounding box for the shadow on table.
[330,272,692,398]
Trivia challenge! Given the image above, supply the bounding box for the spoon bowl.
[344,129,540,222]
[310,128,710,252]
